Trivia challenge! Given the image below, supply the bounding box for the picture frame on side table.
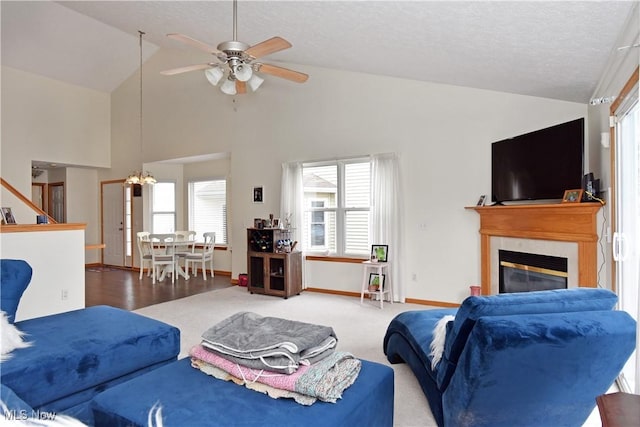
[1,207,16,224]
[253,186,264,203]
[368,273,385,292]
[562,189,583,203]
[253,218,263,229]
[476,195,487,206]
[371,244,389,263]
[272,218,280,228]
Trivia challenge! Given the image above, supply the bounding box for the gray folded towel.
[201,312,338,374]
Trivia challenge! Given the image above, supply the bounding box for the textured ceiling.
[2,1,637,102]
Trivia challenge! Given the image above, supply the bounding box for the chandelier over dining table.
[125,30,156,186]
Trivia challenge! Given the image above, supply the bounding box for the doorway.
[31,183,46,211]
[48,182,65,223]
[101,181,127,267]
[611,68,639,394]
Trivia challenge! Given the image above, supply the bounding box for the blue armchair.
[383,288,636,427]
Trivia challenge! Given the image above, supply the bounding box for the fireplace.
[470,203,603,294]
[499,250,568,293]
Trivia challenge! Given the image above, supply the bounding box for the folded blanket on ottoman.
[190,344,361,405]
[201,311,337,374]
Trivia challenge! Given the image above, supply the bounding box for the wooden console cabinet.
[247,228,302,299]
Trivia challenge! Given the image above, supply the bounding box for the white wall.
[1,228,85,321]
[1,67,110,195]
[1,66,108,265]
[109,47,587,304]
[66,167,101,264]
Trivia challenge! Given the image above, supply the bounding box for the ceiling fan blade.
[245,37,292,59]
[257,63,308,83]
[167,33,221,54]
[236,81,247,95]
[160,64,212,76]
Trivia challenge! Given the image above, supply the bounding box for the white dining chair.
[148,233,177,284]
[185,232,215,280]
[136,231,152,279]
[174,231,196,279]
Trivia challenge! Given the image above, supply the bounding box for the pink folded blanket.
[189,344,361,403]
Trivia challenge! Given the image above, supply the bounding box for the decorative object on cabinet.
[247,228,302,299]
[371,245,389,263]
[476,195,486,206]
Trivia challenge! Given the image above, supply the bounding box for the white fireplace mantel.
[468,203,603,295]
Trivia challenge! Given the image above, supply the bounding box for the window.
[188,179,227,244]
[302,159,370,256]
[151,182,175,233]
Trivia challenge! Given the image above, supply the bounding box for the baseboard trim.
[304,288,460,308]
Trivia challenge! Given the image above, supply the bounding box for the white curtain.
[280,161,304,247]
[371,153,404,302]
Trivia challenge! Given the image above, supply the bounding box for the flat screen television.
[491,118,584,204]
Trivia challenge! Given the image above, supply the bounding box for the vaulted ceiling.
[2,1,637,103]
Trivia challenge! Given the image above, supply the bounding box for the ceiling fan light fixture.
[205,66,224,86]
[220,77,237,95]
[234,63,253,82]
[248,74,264,92]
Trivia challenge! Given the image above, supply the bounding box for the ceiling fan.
[160,0,308,95]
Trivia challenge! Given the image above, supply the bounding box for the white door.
[49,183,65,222]
[102,182,125,266]
[613,83,639,394]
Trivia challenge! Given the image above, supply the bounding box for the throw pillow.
[429,315,455,370]
[1,311,32,362]
[0,259,33,323]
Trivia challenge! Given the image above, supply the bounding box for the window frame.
[187,178,228,244]
[302,157,371,257]
[151,181,176,234]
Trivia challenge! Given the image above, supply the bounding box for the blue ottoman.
[91,357,394,427]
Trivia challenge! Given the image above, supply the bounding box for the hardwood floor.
[85,266,233,311]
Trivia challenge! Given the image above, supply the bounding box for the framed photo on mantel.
[562,189,583,203]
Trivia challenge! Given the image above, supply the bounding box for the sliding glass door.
[613,75,639,394]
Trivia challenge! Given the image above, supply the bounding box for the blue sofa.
[383,288,637,427]
[0,259,181,424]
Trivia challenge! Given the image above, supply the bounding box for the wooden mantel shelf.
[468,203,604,294]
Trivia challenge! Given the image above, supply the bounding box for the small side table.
[360,261,392,309]
[596,392,640,427]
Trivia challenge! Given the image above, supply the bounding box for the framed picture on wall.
[253,186,264,203]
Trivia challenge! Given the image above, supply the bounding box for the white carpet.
[134,286,603,427]
[135,286,437,427]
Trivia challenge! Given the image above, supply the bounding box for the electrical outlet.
[61,289,68,300]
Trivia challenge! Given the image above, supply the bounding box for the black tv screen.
[491,118,584,204]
